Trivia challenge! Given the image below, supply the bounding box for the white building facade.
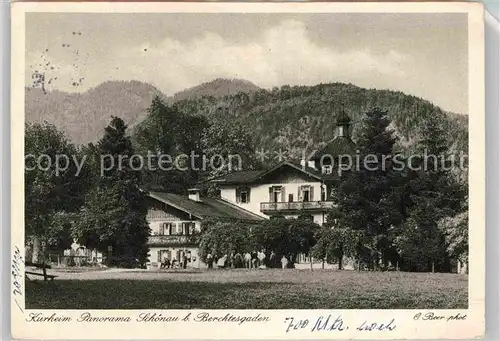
[145,112,356,268]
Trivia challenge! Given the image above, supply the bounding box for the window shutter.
[269,187,273,202]
[298,187,301,201]
[310,186,315,201]
[157,250,161,263]
[247,188,251,203]
[236,188,241,203]
[281,187,286,202]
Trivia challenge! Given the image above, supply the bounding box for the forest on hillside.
[26,80,468,160]
[172,82,468,160]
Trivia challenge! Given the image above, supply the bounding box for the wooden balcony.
[147,235,194,246]
[260,201,335,213]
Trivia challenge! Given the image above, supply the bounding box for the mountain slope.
[26,79,468,161]
[173,82,468,158]
[25,80,167,145]
[172,78,260,102]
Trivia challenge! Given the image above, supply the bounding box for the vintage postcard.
[11,2,485,340]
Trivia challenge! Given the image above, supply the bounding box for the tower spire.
[336,105,351,138]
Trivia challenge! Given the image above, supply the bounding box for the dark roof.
[208,161,324,185]
[259,161,323,181]
[148,192,264,221]
[208,170,263,184]
[311,136,357,161]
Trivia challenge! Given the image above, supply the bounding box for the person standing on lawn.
[269,251,276,268]
[234,252,243,268]
[206,253,213,269]
[281,255,289,269]
[251,250,258,268]
[229,252,235,268]
[217,254,227,269]
[257,250,266,267]
[244,252,251,268]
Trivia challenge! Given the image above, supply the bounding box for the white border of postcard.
[11,2,485,340]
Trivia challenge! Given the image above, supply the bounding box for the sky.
[26,13,468,114]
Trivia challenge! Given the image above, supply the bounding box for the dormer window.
[322,165,333,175]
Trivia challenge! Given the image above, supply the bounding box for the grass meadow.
[25,269,468,309]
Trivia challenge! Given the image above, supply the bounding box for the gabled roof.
[208,170,263,185]
[207,161,324,185]
[148,192,264,221]
[258,161,323,181]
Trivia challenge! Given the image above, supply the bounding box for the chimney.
[300,158,316,169]
[188,188,202,202]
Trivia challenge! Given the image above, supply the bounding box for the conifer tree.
[321,108,403,269]
[395,113,466,272]
[74,117,150,267]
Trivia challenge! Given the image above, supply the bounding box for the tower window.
[322,165,333,175]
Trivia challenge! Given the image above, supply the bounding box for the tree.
[439,211,468,273]
[312,227,362,270]
[25,122,87,262]
[44,212,75,253]
[321,108,403,269]
[134,96,261,196]
[133,96,209,193]
[394,208,449,272]
[199,121,262,197]
[251,217,318,265]
[73,117,150,267]
[198,218,254,262]
[396,114,466,272]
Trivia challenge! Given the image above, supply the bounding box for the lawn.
[25,269,468,309]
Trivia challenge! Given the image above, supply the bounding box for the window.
[302,187,310,202]
[269,186,285,202]
[237,187,250,204]
[175,223,183,235]
[240,189,248,203]
[322,165,333,175]
[288,193,294,202]
[161,223,172,235]
[158,249,171,262]
[300,185,314,202]
[273,187,282,202]
[182,222,196,235]
[188,222,196,235]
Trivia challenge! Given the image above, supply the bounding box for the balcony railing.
[260,201,335,212]
[147,235,194,246]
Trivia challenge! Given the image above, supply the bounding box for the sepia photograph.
[11,6,484,335]
[21,10,472,311]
